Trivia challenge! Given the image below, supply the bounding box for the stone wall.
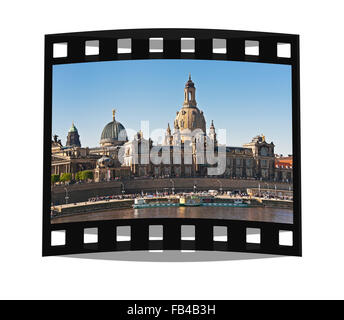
[54,199,133,215]
[51,178,292,204]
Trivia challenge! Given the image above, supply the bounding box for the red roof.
[275,157,293,169]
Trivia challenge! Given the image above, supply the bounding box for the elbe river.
[52,206,293,224]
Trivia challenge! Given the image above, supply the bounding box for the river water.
[52,206,293,224]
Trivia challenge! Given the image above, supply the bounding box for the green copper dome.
[69,122,78,133]
[66,122,81,147]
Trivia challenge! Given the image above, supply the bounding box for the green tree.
[82,170,94,181]
[51,174,60,184]
[75,171,81,181]
[60,172,72,183]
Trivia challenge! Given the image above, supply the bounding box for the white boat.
[133,198,147,208]
[179,195,201,206]
[135,198,146,205]
[208,190,218,196]
[133,197,178,209]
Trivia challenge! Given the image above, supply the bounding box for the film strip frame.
[43,28,301,257]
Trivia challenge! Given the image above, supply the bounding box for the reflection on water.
[52,206,293,224]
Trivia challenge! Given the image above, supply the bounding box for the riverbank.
[51,177,293,204]
[51,195,292,220]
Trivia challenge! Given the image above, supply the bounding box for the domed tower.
[174,74,206,143]
[100,109,128,147]
[66,122,81,147]
[184,73,197,108]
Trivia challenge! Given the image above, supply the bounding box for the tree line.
[51,170,94,184]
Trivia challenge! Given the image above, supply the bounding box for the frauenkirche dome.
[174,74,206,134]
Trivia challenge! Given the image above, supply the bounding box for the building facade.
[51,75,293,183]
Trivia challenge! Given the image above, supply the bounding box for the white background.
[0,0,343,300]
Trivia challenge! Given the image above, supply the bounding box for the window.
[261,159,267,167]
[235,168,242,176]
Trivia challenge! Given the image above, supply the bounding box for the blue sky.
[52,59,292,155]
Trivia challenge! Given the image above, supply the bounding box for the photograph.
[3,0,344,303]
[50,59,293,225]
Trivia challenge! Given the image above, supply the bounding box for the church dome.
[100,110,128,147]
[175,106,206,133]
[174,75,206,134]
